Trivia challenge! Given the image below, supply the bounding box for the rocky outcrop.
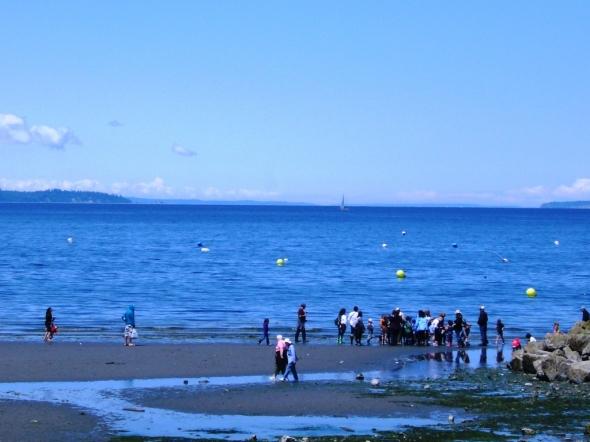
[510,321,590,383]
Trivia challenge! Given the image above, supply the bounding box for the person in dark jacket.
[582,307,590,322]
[43,307,56,343]
[477,305,489,346]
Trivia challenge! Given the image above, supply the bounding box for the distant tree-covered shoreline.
[0,189,130,203]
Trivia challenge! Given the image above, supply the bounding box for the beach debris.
[30,419,39,424]
[339,360,344,364]
[355,373,365,381]
[198,379,209,384]
[370,378,380,386]
[396,269,406,279]
[123,407,145,412]
[448,414,455,424]
[247,435,257,441]
[521,427,536,435]
[279,436,297,442]
[526,287,537,298]
[183,380,188,385]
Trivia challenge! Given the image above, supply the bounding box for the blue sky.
[1,1,589,206]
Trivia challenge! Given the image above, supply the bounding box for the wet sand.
[0,400,107,442]
[128,381,449,418]
[0,341,425,382]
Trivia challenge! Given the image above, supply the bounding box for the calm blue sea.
[0,204,589,343]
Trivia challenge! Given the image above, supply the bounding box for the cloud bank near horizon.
[0,113,80,149]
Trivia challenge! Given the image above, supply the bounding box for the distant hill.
[129,197,313,206]
[540,201,590,209]
[0,189,130,203]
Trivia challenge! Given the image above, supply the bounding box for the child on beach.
[496,319,505,345]
[122,305,136,347]
[380,315,388,345]
[43,307,57,343]
[366,318,375,345]
[445,320,454,347]
[552,322,560,334]
[258,318,270,345]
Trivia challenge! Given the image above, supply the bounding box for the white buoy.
[554,240,560,246]
[66,237,74,244]
[501,257,509,263]
[401,230,407,236]
[283,258,289,263]
[200,247,210,253]
[382,243,388,248]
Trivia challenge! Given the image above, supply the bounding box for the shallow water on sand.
[1,204,589,343]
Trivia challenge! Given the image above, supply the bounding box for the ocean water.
[0,204,589,343]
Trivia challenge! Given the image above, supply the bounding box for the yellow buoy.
[276,258,285,266]
[526,287,537,297]
[396,269,406,279]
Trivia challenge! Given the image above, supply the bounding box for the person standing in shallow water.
[43,307,56,343]
[336,308,347,344]
[258,318,270,345]
[295,303,307,343]
[122,305,136,347]
[477,305,489,346]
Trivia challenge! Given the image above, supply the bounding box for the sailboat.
[340,195,349,211]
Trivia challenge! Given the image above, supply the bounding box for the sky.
[1,1,589,206]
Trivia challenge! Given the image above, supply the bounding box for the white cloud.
[111,177,173,196]
[554,178,590,196]
[171,143,196,157]
[0,113,79,149]
[0,178,100,192]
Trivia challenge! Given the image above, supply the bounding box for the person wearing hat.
[477,305,489,347]
[295,304,307,344]
[282,338,299,382]
[581,307,590,322]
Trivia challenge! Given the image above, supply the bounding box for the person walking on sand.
[282,338,299,382]
[258,318,270,345]
[122,305,136,347]
[273,334,287,380]
[43,307,57,343]
[295,304,307,343]
[477,305,489,346]
[336,308,347,344]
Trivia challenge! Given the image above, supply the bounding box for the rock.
[568,331,590,354]
[370,378,380,386]
[510,349,524,371]
[280,437,297,442]
[564,346,581,362]
[448,414,455,424]
[248,435,257,441]
[521,427,535,435]
[523,352,549,375]
[540,354,568,381]
[584,423,590,435]
[356,373,365,381]
[543,334,568,351]
[567,361,590,384]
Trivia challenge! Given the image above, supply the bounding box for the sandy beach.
[0,341,423,382]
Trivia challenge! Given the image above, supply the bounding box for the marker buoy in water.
[526,287,537,298]
[401,230,407,236]
[200,247,210,253]
[67,237,74,244]
[396,269,406,279]
[554,240,560,246]
[452,243,458,248]
[382,243,388,248]
[276,258,285,266]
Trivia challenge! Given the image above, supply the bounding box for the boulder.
[540,354,568,381]
[510,349,524,371]
[568,333,590,353]
[567,361,590,384]
[543,333,568,351]
[523,352,550,375]
[280,437,297,442]
[563,346,582,362]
